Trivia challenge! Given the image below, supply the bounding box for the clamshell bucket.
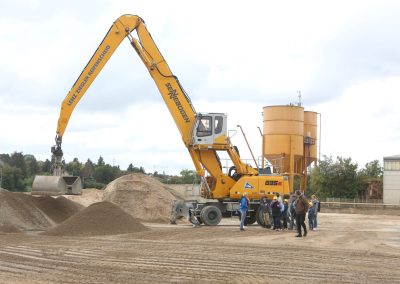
[32,175,82,196]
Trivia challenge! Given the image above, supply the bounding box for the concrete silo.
[262,105,319,193]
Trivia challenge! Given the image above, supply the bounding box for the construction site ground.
[1,212,400,284]
[1,175,400,283]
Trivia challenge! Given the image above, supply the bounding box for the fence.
[322,197,383,204]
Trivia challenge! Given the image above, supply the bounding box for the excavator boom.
[32,14,257,198]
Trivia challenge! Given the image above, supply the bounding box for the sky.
[0,0,399,174]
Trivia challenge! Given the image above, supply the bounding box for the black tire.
[246,213,257,225]
[256,207,271,228]
[256,207,265,226]
[200,206,222,226]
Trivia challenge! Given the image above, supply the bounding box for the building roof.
[383,155,400,161]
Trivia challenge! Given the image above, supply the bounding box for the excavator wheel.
[256,207,271,228]
[246,213,257,225]
[200,206,222,226]
[255,207,264,226]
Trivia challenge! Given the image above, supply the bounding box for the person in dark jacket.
[288,194,297,230]
[259,194,271,228]
[282,199,289,229]
[311,195,319,230]
[294,190,309,237]
[271,196,281,231]
[307,201,315,230]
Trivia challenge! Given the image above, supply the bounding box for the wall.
[383,170,400,204]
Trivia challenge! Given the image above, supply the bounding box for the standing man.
[271,196,282,231]
[289,194,297,230]
[259,194,271,228]
[239,192,249,231]
[295,190,309,237]
[311,195,320,230]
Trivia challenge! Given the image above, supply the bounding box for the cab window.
[197,116,212,137]
[214,116,223,134]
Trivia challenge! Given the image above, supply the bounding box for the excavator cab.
[192,113,228,146]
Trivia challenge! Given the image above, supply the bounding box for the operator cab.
[192,113,227,146]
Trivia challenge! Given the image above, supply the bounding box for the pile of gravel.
[103,173,183,223]
[43,201,149,236]
[0,192,83,231]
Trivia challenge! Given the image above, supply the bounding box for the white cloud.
[1,0,400,174]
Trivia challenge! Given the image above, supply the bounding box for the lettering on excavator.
[165,83,190,123]
[68,45,111,106]
[265,180,282,186]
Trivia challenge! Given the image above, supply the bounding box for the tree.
[65,158,82,176]
[1,165,25,191]
[180,169,199,184]
[127,163,146,173]
[9,152,27,177]
[97,156,105,167]
[24,155,39,177]
[310,156,361,198]
[93,165,119,184]
[359,160,383,178]
[40,159,52,174]
[83,159,95,179]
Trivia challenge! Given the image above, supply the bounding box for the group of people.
[239,191,320,238]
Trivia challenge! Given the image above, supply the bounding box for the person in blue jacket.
[239,192,249,231]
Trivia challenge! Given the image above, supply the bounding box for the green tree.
[9,152,27,177]
[40,159,52,174]
[310,156,361,198]
[180,169,199,184]
[24,155,39,177]
[93,165,119,184]
[83,159,95,179]
[359,160,383,178]
[65,158,82,176]
[1,165,25,191]
[127,163,146,173]
[97,156,105,167]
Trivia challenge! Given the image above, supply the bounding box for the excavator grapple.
[32,175,82,196]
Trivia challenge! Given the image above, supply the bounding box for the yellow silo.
[263,106,304,193]
[303,111,318,167]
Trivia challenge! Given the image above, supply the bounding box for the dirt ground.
[1,213,400,284]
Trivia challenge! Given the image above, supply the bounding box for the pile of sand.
[0,225,21,233]
[31,196,84,223]
[44,201,148,236]
[102,173,183,223]
[63,188,104,207]
[0,192,83,231]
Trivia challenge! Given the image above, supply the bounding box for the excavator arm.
[34,14,257,198]
[57,15,196,144]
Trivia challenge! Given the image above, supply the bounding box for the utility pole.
[297,90,302,106]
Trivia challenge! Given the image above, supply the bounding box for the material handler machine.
[32,14,289,226]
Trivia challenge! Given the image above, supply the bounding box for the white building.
[383,155,400,204]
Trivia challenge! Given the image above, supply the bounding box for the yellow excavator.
[32,14,289,226]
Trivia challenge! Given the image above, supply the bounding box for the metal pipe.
[318,112,322,165]
[257,126,264,168]
[237,125,259,169]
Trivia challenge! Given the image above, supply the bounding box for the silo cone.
[32,175,82,196]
